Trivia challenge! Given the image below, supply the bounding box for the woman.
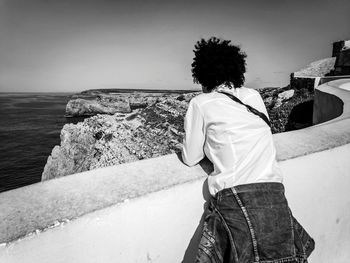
[182,37,314,263]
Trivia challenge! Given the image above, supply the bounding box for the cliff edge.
[42,92,198,180]
[42,87,312,181]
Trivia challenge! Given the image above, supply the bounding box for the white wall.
[282,144,350,263]
[1,143,349,263]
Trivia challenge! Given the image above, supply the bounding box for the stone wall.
[334,48,350,75]
[290,74,316,91]
[332,40,345,57]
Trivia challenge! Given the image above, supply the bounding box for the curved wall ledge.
[313,79,350,125]
[313,89,344,124]
[0,79,350,263]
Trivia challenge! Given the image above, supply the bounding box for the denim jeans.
[196,183,315,263]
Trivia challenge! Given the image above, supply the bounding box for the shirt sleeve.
[181,98,205,166]
[244,91,270,120]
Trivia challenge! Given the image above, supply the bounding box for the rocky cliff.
[42,92,199,180]
[42,87,312,181]
[293,57,336,78]
[259,86,313,132]
[65,89,196,117]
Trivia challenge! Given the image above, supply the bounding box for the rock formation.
[66,98,132,116]
[293,58,336,78]
[259,86,313,132]
[42,92,199,181]
[65,89,194,117]
[42,87,312,181]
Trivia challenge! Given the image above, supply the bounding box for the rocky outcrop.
[66,98,131,116]
[65,89,194,117]
[42,92,199,181]
[273,90,295,109]
[42,87,312,181]
[293,57,336,78]
[258,86,314,133]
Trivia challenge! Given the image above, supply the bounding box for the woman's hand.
[173,143,183,153]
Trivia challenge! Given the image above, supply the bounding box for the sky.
[0,0,349,92]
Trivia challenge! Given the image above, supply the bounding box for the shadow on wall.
[176,153,213,263]
[285,100,314,131]
[181,178,209,263]
[313,89,344,125]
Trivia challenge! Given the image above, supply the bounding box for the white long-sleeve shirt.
[182,86,283,196]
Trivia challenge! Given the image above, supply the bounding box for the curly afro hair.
[191,37,247,91]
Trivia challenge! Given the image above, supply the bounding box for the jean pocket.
[247,205,295,260]
[292,216,315,258]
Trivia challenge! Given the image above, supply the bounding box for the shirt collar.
[213,84,236,93]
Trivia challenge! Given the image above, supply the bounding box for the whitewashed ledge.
[0,79,350,263]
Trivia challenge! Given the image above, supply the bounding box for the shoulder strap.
[218,91,271,128]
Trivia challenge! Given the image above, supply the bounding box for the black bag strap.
[218,91,271,128]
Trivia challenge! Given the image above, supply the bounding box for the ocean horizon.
[0,92,79,192]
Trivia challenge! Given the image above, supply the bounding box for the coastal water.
[0,93,82,193]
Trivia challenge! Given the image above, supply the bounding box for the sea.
[0,93,84,193]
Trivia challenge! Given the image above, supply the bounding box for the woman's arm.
[181,98,205,166]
